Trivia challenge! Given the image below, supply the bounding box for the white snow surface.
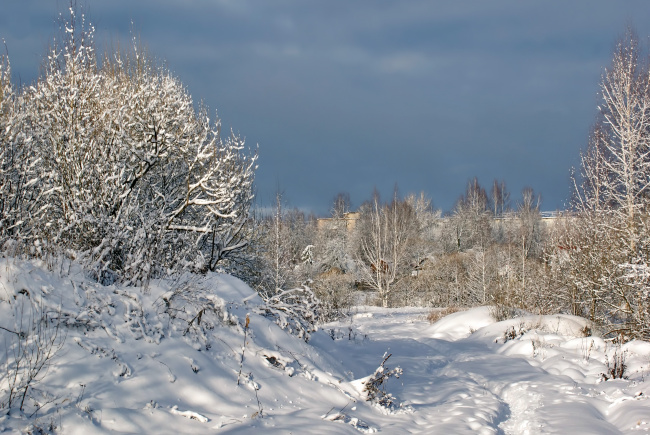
[1,258,650,434]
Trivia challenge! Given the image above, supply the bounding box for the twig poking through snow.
[237,314,250,386]
[363,353,403,409]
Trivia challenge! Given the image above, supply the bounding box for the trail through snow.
[1,259,649,433]
[311,307,650,434]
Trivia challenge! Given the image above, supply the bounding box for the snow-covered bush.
[157,274,238,348]
[257,286,321,341]
[0,52,37,256]
[427,306,463,324]
[1,8,257,284]
[489,302,521,323]
[311,271,356,321]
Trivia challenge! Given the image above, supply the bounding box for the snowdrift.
[0,259,357,433]
[1,259,650,434]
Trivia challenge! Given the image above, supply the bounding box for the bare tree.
[516,187,542,294]
[356,188,419,307]
[330,192,351,219]
[446,178,491,252]
[491,179,510,243]
[491,179,510,218]
[256,192,318,296]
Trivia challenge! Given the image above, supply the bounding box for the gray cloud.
[3,1,650,214]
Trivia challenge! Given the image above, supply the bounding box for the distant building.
[317,212,360,233]
[317,210,569,233]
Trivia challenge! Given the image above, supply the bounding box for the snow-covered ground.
[1,258,649,433]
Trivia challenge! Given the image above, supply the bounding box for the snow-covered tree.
[7,8,257,284]
[563,28,650,339]
[0,51,21,247]
[597,29,650,240]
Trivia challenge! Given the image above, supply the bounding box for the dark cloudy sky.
[3,1,650,215]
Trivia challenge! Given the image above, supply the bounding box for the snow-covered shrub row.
[0,8,257,284]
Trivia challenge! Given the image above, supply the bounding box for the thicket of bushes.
[0,9,257,285]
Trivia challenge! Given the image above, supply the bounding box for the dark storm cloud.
[3,1,650,214]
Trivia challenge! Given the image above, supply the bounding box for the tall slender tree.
[565,28,650,338]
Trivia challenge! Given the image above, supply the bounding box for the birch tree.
[598,29,650,242]
[356,189,419,307]
[565,28,650,339]
[516,187,542,294]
